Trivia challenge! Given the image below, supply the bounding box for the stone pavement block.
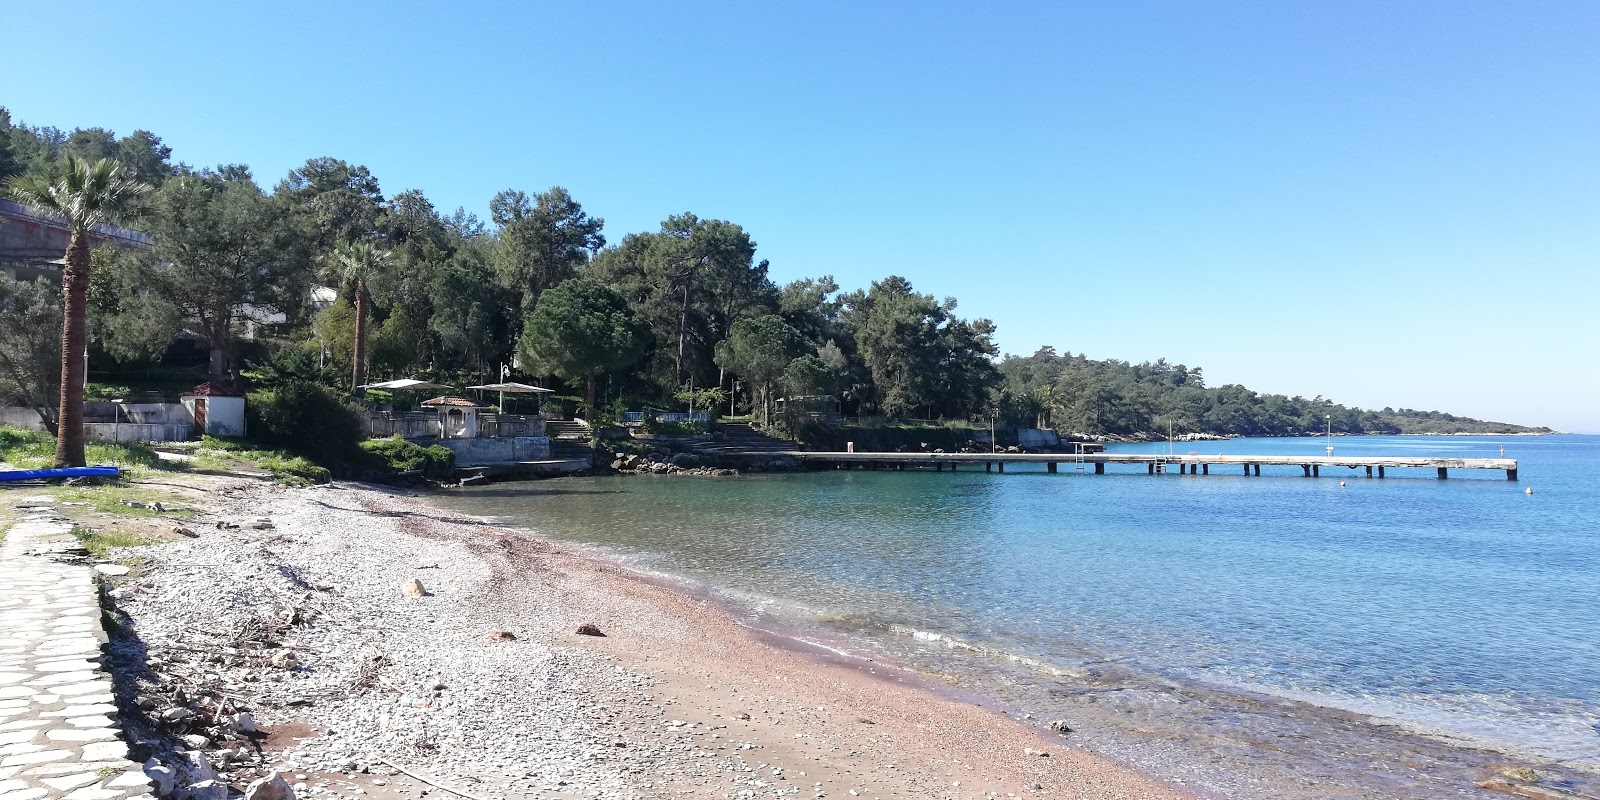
[0,749,70,767]
[0,515,151,800]
[39,774,98,792]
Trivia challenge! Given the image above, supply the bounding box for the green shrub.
[359,436,455,479]
[258,455,332,486]
[246,381,364,463]
[642,418,707,436]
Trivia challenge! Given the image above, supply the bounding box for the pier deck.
[781,451,1519,480]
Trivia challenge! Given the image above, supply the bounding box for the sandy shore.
[106,480,1191,800]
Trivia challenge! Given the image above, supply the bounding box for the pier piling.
[784,451,1514,481]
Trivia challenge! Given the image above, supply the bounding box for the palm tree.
[4,154,149,467]
[326,241,391,396]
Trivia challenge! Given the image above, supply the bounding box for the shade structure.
[466,382,552,412]
[465,382,554,393]
[359,378,451,391]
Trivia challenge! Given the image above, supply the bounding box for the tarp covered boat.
[0,466,120,482]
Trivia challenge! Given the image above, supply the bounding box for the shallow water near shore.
[437,434,1600,797]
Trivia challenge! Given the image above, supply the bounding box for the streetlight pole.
[1326,414,1332,456]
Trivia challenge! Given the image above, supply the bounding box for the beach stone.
[228,712,257,734]
[1500,767,1539,783]
[244,771,296,800]
[575,623,605,637]
[487,630,516,642]
[180,750,218,782]
[1048,720,1072,734]
[402,579,426,599]
[144,759,176,795]
[187,778,229,800]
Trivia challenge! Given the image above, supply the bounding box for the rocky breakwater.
[608,449,801,476]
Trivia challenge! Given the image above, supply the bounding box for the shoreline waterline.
[432,434,1600,798]
[466,507,1598,799]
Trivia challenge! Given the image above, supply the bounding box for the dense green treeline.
[0,109,1548,439]
[0,110,1000,428]
[997,348,1550,437]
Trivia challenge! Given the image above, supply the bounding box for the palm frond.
[2,152,151,235]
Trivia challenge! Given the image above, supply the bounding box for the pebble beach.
[105,480,1191,800]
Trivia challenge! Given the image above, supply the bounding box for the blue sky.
[5,1,1597,431]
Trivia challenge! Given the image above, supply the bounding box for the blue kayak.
[0,466,120,482]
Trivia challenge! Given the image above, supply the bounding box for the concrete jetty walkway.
[0,496,153,800]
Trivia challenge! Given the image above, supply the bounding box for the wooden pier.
[781,451,1519,480]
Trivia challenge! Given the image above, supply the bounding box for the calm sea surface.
[438,434,1600,783]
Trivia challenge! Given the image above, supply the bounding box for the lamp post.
[1326,414,1333,456]
[112,399,124,444]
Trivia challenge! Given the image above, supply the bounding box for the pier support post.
[986,462,992,473]
[936,462,943,472]
[1094,462,1105,474]
[1302,465,1311,477]
[1507,468,1518,481]
[1313,465,1320,477]
[1148,463,1155,475]
[1378,466,1385,478]
[1366,466,1373,478]
[1190,464,1199,475]
[1243,464,1250,476]
[1047,462,1057,473]
[1437,467,1448,480]
[1202,464,1208,475]
[997,462,1005,473]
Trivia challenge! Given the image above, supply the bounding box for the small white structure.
[180,383,247,437]
[421,396,481,439]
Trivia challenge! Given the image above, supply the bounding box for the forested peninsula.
[0,109,1549,444]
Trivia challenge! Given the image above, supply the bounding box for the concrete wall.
[84,423,191,442]
[1016,428,1061,449]
[0,407,48,430]
[180,396,246,437]
[0,198,151,268]
[83,403,193,424]
[436,436,552,466]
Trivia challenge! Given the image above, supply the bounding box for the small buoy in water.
[1526,487,1533,495]
[1339,481,1346,487]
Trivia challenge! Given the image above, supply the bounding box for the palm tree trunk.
[351,282,369,397]
[585,368,599,454]
[54,234,90,468]
[675,282,690,383]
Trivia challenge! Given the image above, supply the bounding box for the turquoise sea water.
[439,434,1600,789]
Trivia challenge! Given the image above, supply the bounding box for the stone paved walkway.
[0,496,154,800]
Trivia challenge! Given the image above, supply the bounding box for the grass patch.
[0,426,182,475]
[71,523,155,558]
[258,455,331,486]
[49,485,195,519]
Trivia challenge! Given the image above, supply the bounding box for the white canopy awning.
[466,382,554,393]
[360,378,451,391]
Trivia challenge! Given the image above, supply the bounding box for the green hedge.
[246,381,364,464]
[359,436,455,479]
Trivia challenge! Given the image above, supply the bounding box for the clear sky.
[5,1,1597,431]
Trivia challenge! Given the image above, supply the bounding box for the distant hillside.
[998,348,1551,438]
